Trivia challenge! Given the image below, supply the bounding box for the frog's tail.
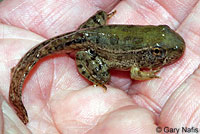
[9,31,87,124]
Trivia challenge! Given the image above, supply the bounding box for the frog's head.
[145,25,185,69]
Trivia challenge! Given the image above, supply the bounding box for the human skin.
[0,0,200,134]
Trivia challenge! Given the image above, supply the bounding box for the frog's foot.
[78,10,108,30]
[94,83,107,92]
[130,66,160,80]
[78,10,117,30]
[107,10,117,19]
[76,49,110,91]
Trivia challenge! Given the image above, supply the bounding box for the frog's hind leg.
[78,10,116,30]
[76,50,110,91]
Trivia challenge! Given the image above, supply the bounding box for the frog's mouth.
[163,57,169,66]
[163,54,181,66]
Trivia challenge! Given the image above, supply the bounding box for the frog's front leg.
[78,10,116,30]
[130,66,160,80]
[76,49,110,90]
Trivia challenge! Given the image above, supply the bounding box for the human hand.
[0,0,199,134]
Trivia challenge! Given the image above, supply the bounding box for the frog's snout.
[165,33,185,65]
[175,33,185,53]
[173,40,185,55]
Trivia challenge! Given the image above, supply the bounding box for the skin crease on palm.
[0,0,200,133]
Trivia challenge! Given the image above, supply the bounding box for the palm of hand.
[0,0,200,134]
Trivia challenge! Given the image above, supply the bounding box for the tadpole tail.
[9,31,87,124]
[9,38,51,124]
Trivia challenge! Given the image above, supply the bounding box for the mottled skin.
[9,10,185,124]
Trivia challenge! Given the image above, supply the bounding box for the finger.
[0,0,119,38]
[160,66,200,129]
[108,0,196,28]
[51,86,157,133]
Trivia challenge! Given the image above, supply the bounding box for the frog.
[9,10,185,124]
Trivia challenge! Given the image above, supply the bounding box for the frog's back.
[80,24,185,69]
[83,25,170,51]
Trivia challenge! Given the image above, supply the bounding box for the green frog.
[9,10,185,124]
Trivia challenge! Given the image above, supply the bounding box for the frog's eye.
[152,46,164,56]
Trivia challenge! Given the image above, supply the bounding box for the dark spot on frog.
[92,71,97,77]
[133,37,143,44]
[91,56,96,60]
[55,43,64,51]
[82,71,86,75]
[64,41,74,47]
[77,64,83,68]
[85,60,89,67]
[121,27,128,32]
[110,36,119,45]
[98,65,102,70]
[96,38,100,44]
[88,49,96,55]
[117,55,123,61]
[102,72,108,76]
[124,36,131,40]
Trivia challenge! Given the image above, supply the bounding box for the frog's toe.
[94,83,107,92]
[130,66,160,80]
[150,74,160,79]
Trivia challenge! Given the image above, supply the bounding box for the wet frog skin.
[9,10,185,124]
